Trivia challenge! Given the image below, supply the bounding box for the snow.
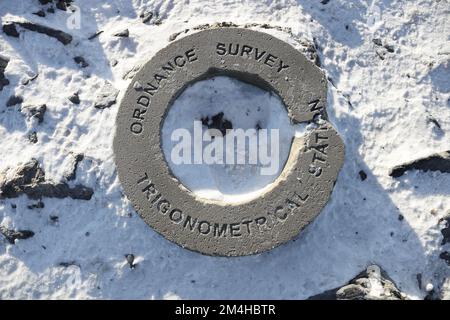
[0,0,449,299]
[161,75,293,203]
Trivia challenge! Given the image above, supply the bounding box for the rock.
[59,261,79,267]
[359,170,367,181]
[39,0,53,4]
[93,82,119,109]
[47,7,55,14]
[372,38,382,46]
[389,151,450,177]
[22,73,38,86]
[426,115,443,133]
[88,30,103,40]
[169,31,183,42]
[28,131,38,144]
[440,251,450,265]
[321,0,330,4]
[140,11,153,24]
[33,10,46,17]
[384,44,395,53]
[0,56,10,91]
[440,215,450,245]
[6,95,23,107]
[68,92,80,104]
[125,254,136,269]
[376,49,386,60]
[13,21,72,45]
[0,226,34,244]
[56,0,73,11]
[21,104,46,123]
[2,23,19,37]
[74,56,88,68]
[27,200,44,209]
[201,112,233,136]
[308,265,405,300]
[336,284,368,300]
[0,159,93,200]
[0,56,9,71]
[65,153,84,181]
[114,29,129,37]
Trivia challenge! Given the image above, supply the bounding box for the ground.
[0,0,449,299]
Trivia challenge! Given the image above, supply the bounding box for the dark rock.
[21,104,46,123]
[440,251,450,265]
[2,23,19,37]
[68,92,80,104]
[201,112,233,136]
[39,0,53,4]
[0,77,9,91]
[376,49,386,60]
[0,226,34,244]
[398,214,404,221]
[11,203,16,209]
[22,73,38,86]
[308,265,405,300]
[88,30,103,40]
[56,0,73,11]
[359,170,367,181]
[0,159,93,201]
[65,153,84,181]
[169,31,183,42]
[59,261,79,267]
[50,215,59,223]
[384,44,395,53]
[33,10,46,17]
[114,29,129,37]
[93,82,119,109]
[321,0,330,4]
[140,12,153,24]
[28,131,38,144]
[19,182,94,200]
[125,254,136,269]
[389,151,450,177]
[14,21,72,45]
[427,116,442,131]
[74,56,88,68]
[47,7,55,14]
[440,215,450,246]
[6,95,23,107]
[0,56,10,91]
[372,38,382,46]
[0,56,9,72]
[27,200,44,209]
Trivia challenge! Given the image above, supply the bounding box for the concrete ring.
[114,28,345,256]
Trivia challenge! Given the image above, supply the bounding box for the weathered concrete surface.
[114,28,345,256]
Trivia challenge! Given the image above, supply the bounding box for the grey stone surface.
[114,28,345,256]
[0,226,34,244]
[0,158,93,200]
[5,21,73,45]
[21,104,46,123]
[308,265,406,300]
[389,150,450,177]
[0,55,10,91]
[94,82,119,109]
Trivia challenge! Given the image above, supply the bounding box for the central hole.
[161,76,294,204]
